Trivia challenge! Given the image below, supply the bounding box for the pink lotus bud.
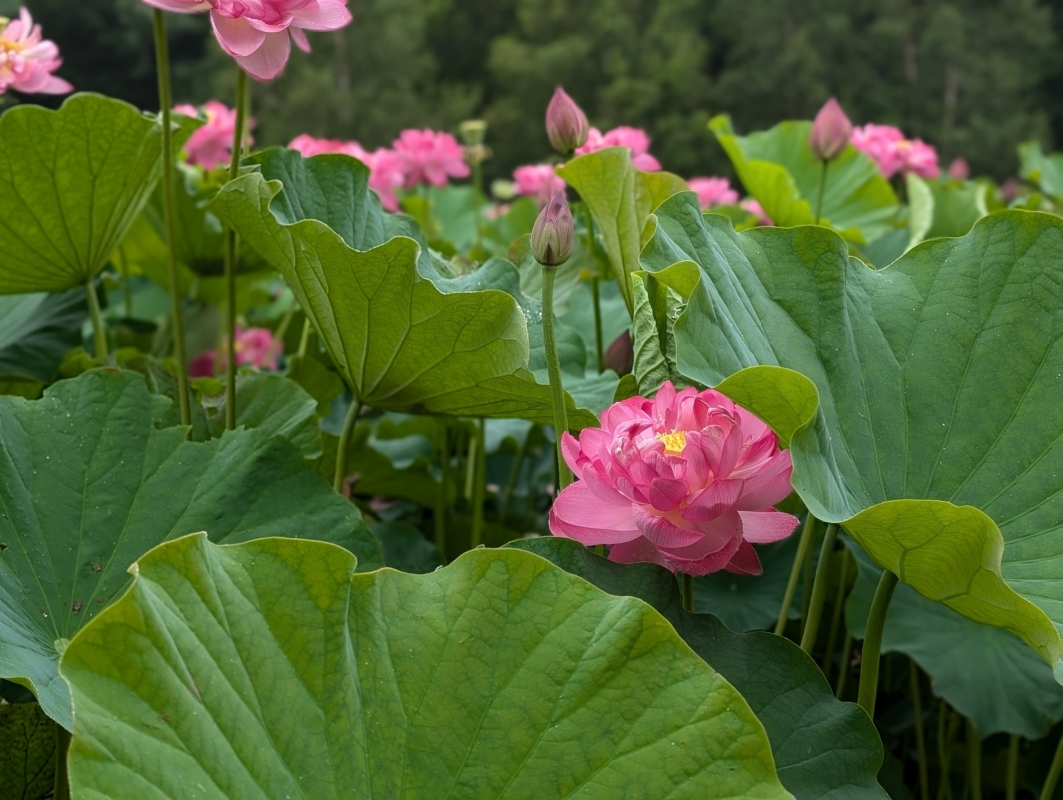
[948,157,970,181]
[602,330,633,376]
[545,87,589,154]
[809,97,853,162]
[530,191,574,268]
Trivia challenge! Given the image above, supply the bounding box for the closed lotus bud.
[602,330,633,376]
[530,191,574,268]
[809,97,853,162]
[545,87,589,154]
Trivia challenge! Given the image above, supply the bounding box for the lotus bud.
[948,157,970,181]
[530,191,574,268]
[808,97,853,162]
[545,87,589,154]
[602,330,633,376]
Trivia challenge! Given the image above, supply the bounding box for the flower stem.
[54,723,70,800]
[435,423,449,563]
[800,522,838,654]
[681,573,695,613]
[541,266,572,490]
[911,660,931,800]
[223,68,250,431]
[967,718,982,800]
[835,630,853,698]
[117,243,133,319]
[591,276,604,372]
[1043,735,1063,800]
[821,548,850,682]
[333,398,362,494]
[774,512,818,636]
[471,417,486,549]
[85,276,108,360]
[857,569,898,718]
[297,317,312,359]
[499,427,529,524]
[815,159,829,225]
[1006,734,1019,800]
[152,9,191,427]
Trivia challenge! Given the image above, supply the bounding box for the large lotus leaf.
[202,372,322,458]
[510,537,884,799]
[557,148,687,312]
[1020,140,1063,201]
[709,115,899,244]
[61,533,788,799]
[924,179,988,240]
[210,150,598,426]
[0,369,381,730]
[844,538,1063,740]
[0,94,186,294]
[640,194,1063,679]
[0,290,86,382]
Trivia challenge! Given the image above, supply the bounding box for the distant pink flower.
[948,157,970,181]
[513,164,566,207]
[851,123,940,179]
[175,101,253,171]
[188,325,281,377]
[392,128,470,189]
[1001,178,1019,203]
[143,0,352,82]
[741,199,774,227]
[576,126,661,172]
[287,134,404,211]
[0,8,72,96]
[896,139,940,179]
[688,177,739,209]
[549,381,799,576]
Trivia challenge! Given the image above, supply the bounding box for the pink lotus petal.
[631,505,703,549]
[724,540,763,576]
[235,30,292,82]
[289,26,311,53]
[290,0,353,31]
[738,510,801,544]
[549,483,641,545]
[647,478,688,512]
[211,13,267,57]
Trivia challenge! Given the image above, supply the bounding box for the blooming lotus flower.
[392,128,470,189]
[0,8,72,96]
[741,199,774,227]
[287,134,405,211]
[851,123,940,179]
[189,325,281,377]
[175,101,253,171]
[688,177,739,209]
[576,126,661,172]
[143,0,352,82]
[545,86,589,154]
[808,97,853,162]
[513,164,567,207]
[948,157,970,181]
[550,382,799,576]
[530,191,574,268]
[897,139,941,179]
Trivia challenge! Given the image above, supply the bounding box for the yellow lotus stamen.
[657,430,687,456]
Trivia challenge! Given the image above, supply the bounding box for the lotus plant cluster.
[6,7,1063,800]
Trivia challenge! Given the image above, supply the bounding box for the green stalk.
[85,276,108,359]
[223,68,250,431]
[152,10,191,426]
[54,724,70,800]
[541,266,572,490]
[297,318,313,358]
[473,161,483,253]
[967,719,981,800]
[499,427,529,524]
[1042,735,1063,800]
[681,573,695,613]
[835,630,853,698]
[435,423,450,564]
[815,159,829,225]
[857,569,899,718]
[583,205,604,371]
[333,398,362,494]
[800,522,838,654]
[821,550,851,683]
[911,660,931,800]
[774,513,818,635]
[470,417,486,549]
[464,430,477,501]
[117,243,133,318]
[1006,734,1019,800]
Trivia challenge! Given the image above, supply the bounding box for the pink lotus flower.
[741,199,774,227]
[189,325,281,377]
[896,138,940,179]
[0,8,73,96]
[576,126,661,172]
[392,128,470,189]
[143,0,352,82]
[948,157,970,181]
[513,164,567,207]
[688,177,739,209]
[174,101,254,171]
[549,381,799,576]
[851,123,940,179]
[287,134,405,211]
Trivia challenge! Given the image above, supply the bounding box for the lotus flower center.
[0,39,21,54]
[657,430,687,456]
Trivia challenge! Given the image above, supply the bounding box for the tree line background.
[4,0,1060,182]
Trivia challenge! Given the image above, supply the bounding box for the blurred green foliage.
[2,0,1059,181]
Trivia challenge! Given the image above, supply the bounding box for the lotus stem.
[152,10,191,427]
[54,724,70,800]
[815,159,829,225]
[681,573,695,613]
[117,243,133,319]
[541,266,573,490]
[1006,734,1019,800]
[967,718,982,800]
[223,68,249,431]
[1042,734,1063,800]
[584,205,604,371]
[774,512,818,636]
[85,276,108,360]
[297,317,312,359]
[857,569,898,718]
[835,631,853,698]
[821,548,851,682]
[800,522,838,654]
[499,426,529,524]
[911,660,930,800]
[333,398,362,494]
[470,417,486,549]
[435,423,450,564]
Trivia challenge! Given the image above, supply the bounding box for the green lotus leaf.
[210,149,599,427]
[509,536,884,799]
[1020,140,1063,201]
[0,369,380,730]
[0,701,55,799]
[61,533,788,799]
[641,195,1063,679]
[0,94,188,294]
[709,115,899,244]
[0,290,86,382]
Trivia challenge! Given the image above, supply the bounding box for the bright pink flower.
[897,139,941,179]
[741,199,774,227]
[287,135,404,211]
[188,325,281,377]
[0,8,72,96]
[175,101,253,171]
[688,177,739,209]
[948,157,970,181]
[576,126,661,172]
[851,123,940,179]
[392,128,470,189]
[549,382,799,576]
[287,133,366,159]
[143,0,352,82]
[513,164,566,207]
